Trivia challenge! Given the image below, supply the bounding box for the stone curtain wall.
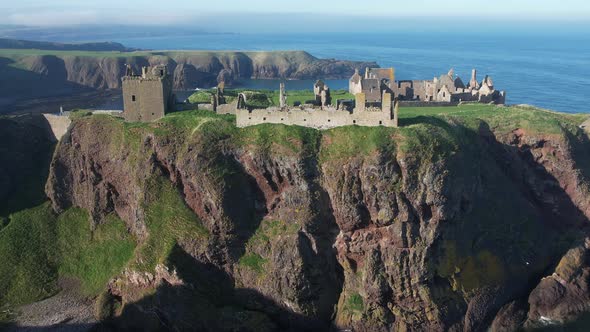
[41,114,72,141]
[236,106,395,130]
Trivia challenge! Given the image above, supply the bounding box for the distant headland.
[0,38,377,114]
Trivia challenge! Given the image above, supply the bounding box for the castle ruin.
[234,66,504,130]
[351,67,505,105]
[386,68,506,104]
[236,79,398,130]
[121,63,505,130]
[122,65,175,122]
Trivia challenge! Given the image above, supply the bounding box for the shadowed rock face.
[0,115,55,216]
[44,113,590,331]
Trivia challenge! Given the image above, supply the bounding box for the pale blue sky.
[2,0,589,26]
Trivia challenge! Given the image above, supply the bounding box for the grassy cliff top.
[188,88,355,108]
[71,103,589,165]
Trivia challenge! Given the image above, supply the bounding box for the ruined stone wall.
[391,81,415,100]
[391,80,437,102]
[217,100,239,115]
[198,104,215,111]
[411,80,427,101]
[451,92,476,103]
[437,85,452,102]
[236,106,395,130]
[41,114,72,141]
[122,77,167,122]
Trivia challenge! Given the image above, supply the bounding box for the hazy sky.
[2,0,590,27]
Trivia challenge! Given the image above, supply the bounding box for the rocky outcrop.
[525,239,590,328]
[44,110,590,331]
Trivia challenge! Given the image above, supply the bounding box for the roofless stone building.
[351,67,505,105]
[235,79,399,130]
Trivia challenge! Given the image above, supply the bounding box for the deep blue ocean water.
[113,31,590,113]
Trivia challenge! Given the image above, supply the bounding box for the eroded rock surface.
[44,112,590,331]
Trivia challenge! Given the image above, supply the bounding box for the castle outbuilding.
[350,67,505,105]
[122,65,175,122]
[384,67,506,104]
[349,68,396,104]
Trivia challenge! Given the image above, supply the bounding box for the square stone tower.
[122,65,174,122]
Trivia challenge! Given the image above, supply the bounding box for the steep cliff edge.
[37,106,590,331]
[0,115,55,216]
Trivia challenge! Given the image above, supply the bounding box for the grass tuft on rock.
[133,176,208,272]
[238,220,299,275]
[346,293,364,312]
[238,253,267,274]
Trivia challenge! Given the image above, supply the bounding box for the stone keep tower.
[122,65,174,122]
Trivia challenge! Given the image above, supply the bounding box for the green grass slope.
[0,203,135,309]
[0,174,207,321]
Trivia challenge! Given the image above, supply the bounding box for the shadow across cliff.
[401,115,590,330]
[0,115,56,217]
[99,244,329,331]
[297,130,345,323]
[150,141,268,267]
[0,322,101,332]
[0,56,94,113]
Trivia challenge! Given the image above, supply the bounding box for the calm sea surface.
[110,32,590,113]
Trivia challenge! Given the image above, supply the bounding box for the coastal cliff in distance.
[0,38,133,52]
[0,48,378,91]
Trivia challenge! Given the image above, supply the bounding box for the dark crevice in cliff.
[0,115,57,218]
[564,128,590,191]
[301,131,345,326]
[151,140,269,266]
[482,123,589,232]
[476,121,590,328]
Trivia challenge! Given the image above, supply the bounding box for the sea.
[86,31,590,113]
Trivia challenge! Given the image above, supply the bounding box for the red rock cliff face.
[45,114,590,331]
